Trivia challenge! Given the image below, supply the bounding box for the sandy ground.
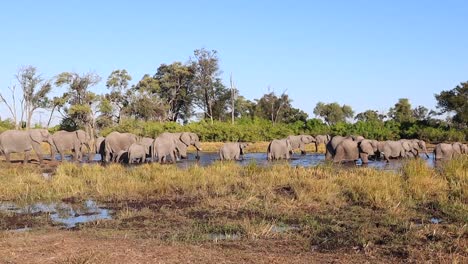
[0,230,388,264]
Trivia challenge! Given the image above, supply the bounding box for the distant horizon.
[1,1,467,125]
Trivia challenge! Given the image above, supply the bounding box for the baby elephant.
[128,143,148,164]
[219,142,249,161]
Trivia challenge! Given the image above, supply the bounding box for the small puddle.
[430,217,442,224]
[0,200,112,230]
[208,233,241,241]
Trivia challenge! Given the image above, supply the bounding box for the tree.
[412,105,430,121]
[55,72,101,137]
[105,69,132,123]
[435,82,468,127]
[388,98,414,123]
[313,102,354,125]
[46,95,68,128]
[153,62,195,122]
[0,85,20,129]
[191,48,224,123]
[16,66,52,129]
[355,110,385,122]
[255,91,292,124]
[124,90,167,122]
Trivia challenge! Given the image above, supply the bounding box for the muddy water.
[0,200,111,229]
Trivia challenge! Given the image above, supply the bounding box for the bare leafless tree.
[0,85,19,128]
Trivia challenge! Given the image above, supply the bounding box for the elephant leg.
[315,143,318,153]
[31,142,43,164]
[50,146,57,161]
[170,152,176,164]
[24,150,30,164]
[361,153,369,164]
[4,151,11,163]
[60,152,65,162]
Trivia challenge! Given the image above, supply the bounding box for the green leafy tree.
[255,91,292,124]
[313,102,354,125]
[412,105,430,121]
[388,98,414,123]
[435,82,468,128]
[105,69,132,123]
[55,71,101,137]
[191,48,224,123]
[153,62,195,122]
[355,110,385,122]
[15,66,52,128]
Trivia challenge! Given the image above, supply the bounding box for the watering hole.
[50,152,438,171]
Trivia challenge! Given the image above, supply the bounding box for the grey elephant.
[128,143,148,164]
[154,132,180,163]
[219,142,249,161]
[378,141,407,162]
[399,139,429,159]
[0,129,52,164]
[104,132,138,162]
[332,138,376,163]
[325,135,362,160]
[50,130,91,162]
[267,139,292,160]
[163,132,202,159]
[138,137,156,162]
[434,142,467,160]
[358,139,379,163]
[286,135,316,155]
[95,136,106,162]
[314,134,331,152]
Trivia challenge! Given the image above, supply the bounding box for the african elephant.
[314,134,331,152]
[138,137,156,162]
[286,135,316,155]
[50,130,91,162]
[0,129,52,164]
[267,139,292,160]
[219,142,249,161]
[104,132,138,162]
[332,138,360,163]
[399,139,429,159]
[128,143,148,164]
[358,139,379,163]
[325,136,362,160]
[378,141,406,162]
[434,142,466,160]
[163,132,202,159]
[154,132,180,163]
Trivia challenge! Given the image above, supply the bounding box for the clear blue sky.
[1,0,467,124]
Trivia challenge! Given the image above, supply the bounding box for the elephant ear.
[359,142,374,155]
[30,130,45,144]
[180,133,191,146]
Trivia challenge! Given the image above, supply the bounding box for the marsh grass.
[0,156,467,261]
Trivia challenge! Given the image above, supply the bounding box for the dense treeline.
[0,48,467,142]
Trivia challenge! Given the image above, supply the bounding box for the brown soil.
[0,230,388,264]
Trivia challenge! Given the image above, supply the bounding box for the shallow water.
[0,200,111,229]
[174,152,437,171]
[53,151,437,171]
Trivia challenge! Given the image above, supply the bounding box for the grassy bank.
[0,157,466,262]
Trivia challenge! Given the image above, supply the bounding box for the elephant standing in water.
[162,132,202,159]
[286,135,316,155]
[314,134,330,152]
[138,137,156,162]
[50,130,91,162]
[0,129,52,164]
[399,139,430,159]
[434,142,467,160]
[154,132,180,163]
[267,139,292,160]
[128,143,148,164]
[378,141,407,162]
[219,142,249,161]
[104,132,138,162]
[325,135,363,160]
[332,138,376,163]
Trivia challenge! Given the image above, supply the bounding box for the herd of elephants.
[0,129,466,165]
